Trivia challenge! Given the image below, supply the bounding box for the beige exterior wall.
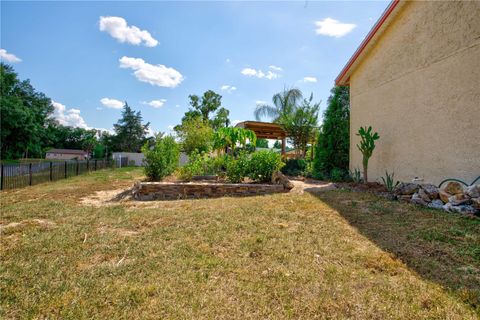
[349,1,480,185]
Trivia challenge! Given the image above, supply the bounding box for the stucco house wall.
[349,1,480,185]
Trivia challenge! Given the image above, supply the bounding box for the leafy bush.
[329,168,347,182]
[247,151,284,183]
[226,153,249,183]
[177,152,229,181]
[142,135,179,181]
[281,159,307,176]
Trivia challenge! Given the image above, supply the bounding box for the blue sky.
[1,1,388,135]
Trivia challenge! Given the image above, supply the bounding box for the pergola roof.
[235,121,286,139]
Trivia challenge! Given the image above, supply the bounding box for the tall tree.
[313,86,350,178]
[0,63,54,159]
[112,103,150,152]
[282,94,320,157]
[254,87,303,122]
[182,90,230,130]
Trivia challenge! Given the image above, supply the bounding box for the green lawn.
[1,168,479,319]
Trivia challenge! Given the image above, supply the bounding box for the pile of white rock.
[394,181,480,215]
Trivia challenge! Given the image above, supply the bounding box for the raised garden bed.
[132,181,290,201]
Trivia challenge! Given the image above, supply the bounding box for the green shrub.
[177,152,229,181]
[226,153,249,183]
[329,168,347,182]
[313,86,350,179]
[281,159,307,176]
[247,151,284,183]
[142,135,179,181]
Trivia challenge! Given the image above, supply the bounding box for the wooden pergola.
[235,121,287,156]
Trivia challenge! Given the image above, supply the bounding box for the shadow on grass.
[306,188,480,315]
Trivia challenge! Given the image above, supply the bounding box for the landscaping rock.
[420,184,439,199]
[417,188,431,203]
[411,192,427,206]
[397,195,412,202]
[471,197,480,209]
[442,181,464,195]
[448,194,470,206]
[439,190,451,203]
[427,199,444,210]
[271,172,294,190]
[465,184,480,198]
[395,183,419,195]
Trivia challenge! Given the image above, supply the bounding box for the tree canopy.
[1,63,54,159]
[313,86,350,179]
[112,103,150,152]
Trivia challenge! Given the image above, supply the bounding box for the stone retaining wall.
[132,182,289,201]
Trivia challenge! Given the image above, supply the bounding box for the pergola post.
[281,136,286,158]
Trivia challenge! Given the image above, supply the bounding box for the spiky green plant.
[356,126,380,184]
[349,168,362,183]
[381,171,400,192]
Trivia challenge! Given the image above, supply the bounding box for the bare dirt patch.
[0,219,56,235]
[290,179,336,194]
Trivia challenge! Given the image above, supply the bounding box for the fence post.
[29,163,33,186]
[0,164,4,190]
[87,159,89,171]
[65,161,67,179]
[76,160,79,176]
[49,162,53,181]
[94,159,97,171]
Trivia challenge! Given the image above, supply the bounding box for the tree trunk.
[363,158,368,184]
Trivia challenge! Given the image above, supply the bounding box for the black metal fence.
[0,159,113,190]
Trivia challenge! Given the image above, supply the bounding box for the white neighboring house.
[112,152,145,167]
[112,152,189,167]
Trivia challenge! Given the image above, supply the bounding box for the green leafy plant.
[247,151,284,183]
[349,168,362,183]
[281,159,308,176]
[329,168,347,182]
[226,153,249,183]
[356,126,380,184]
[142,135,179,181]
[213,127,256,156]
[313,86,350,180]
[381,171,400,192]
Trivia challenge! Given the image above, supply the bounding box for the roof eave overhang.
[335,0,405,86]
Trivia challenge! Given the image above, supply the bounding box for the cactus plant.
[356,126,380,184]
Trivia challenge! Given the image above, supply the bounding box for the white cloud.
[269,65,282,71]
[0,49,21,63]
[52,101,89,129]
[99,16,158,47]
[314,18,356,37]
[220,85,237,93]
[142,99,166,108]
[241,67,279,80]
[119,56,184,88]
[226,58,231,63]
[255,100,268,106]
[302,76,318,83]
[100,97,124,109]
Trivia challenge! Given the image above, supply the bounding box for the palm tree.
[254,87,303,122]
